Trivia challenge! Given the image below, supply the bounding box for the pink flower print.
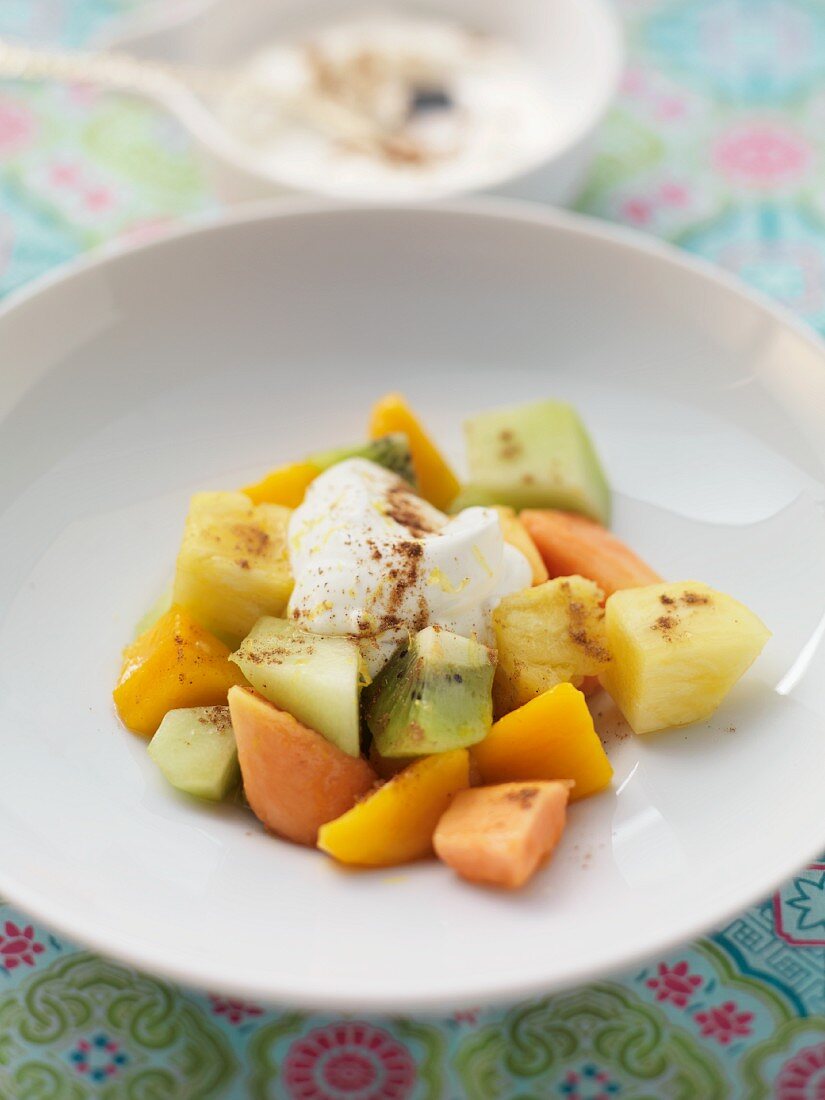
[118,217,174,247]
[68,1033,128,1082]
[454,1008,480,1026]
[656,95,687,121]
[284,1022,416,1100]
[83,186,115,213]
[208,994,263,1025]
[776,1042,825,1099]
[0,921,45,970]
[66,83,101,106]
[621,68,646,96]
[559,1064,622,1098]
[659,182,689,207]
[49,162,82,189]
[621,198,653,226]
[694,1001,754,1045]
[646,960,702,1007]
[714,125,811,188]
[0,99,36,158]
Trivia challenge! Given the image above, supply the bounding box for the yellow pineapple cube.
[173,491,293,646]
[600,580,770,735]
[492,575,611,717]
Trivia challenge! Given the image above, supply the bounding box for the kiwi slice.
[453,400,611,524]
[364,626,495,758]
[306,433,416,486]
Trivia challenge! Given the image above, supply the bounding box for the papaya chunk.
[434,781,571,889]
[521,510,660,596]
[228,687,375,846]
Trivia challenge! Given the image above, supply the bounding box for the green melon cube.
[231,618,362,756]
[148,706,239,800]
[454,400,611,524]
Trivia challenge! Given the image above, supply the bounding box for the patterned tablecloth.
[0,1,824,1097]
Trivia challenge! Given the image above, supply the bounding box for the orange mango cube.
[493,506,549,585]
[113,605,246,736]
[318,749,470,866]
[242,461,320,508]
[472,682,612,801]
[369,393,460,511]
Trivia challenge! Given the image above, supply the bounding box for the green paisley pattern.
[81,102,205,206]
[1,0,824,1095]
[454,985,727,1099]
[246,1014,306,1100]
[0,953,236,1099]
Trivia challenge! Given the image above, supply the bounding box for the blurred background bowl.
[101,0,623,205]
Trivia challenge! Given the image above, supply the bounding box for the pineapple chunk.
[173,492,293,647]
[492,575,611,717]
[600,581,770,735]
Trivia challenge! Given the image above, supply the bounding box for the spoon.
[0,36,402,160]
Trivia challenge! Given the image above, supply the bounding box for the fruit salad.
[113,395,770,891]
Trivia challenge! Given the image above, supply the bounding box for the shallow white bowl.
[102,0,622,204]
[1,201,824,1011]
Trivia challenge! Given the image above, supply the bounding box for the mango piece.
[521,510,661,596]
[114,605,246,736]
[242,461,320,507]
[472,682,613,801]
[493,506,548,585]
[369,393,460,511]
[318,749,470,866]
[228,687,376,846]
[434,781,571,889]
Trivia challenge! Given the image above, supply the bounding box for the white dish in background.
[101,0,622,204]
[0,201,824,1011]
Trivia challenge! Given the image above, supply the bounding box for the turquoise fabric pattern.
[0,2,823,1096]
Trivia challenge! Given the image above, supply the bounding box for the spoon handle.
[0,37,220,99]
[0,37,405,161]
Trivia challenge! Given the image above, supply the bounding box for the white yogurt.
[219,12,557,200]
[287,458,531,673]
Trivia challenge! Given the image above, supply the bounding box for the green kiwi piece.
[364,626,495,758]
[306,433,416,486]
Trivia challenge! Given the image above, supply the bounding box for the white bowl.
[1,200,824,1011]
[102,0,623,204]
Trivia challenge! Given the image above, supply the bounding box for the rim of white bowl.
[1,197,824,1011]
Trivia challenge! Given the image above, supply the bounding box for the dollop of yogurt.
[288,458,531,673]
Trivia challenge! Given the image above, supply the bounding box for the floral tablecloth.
[1,1,824,1097]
